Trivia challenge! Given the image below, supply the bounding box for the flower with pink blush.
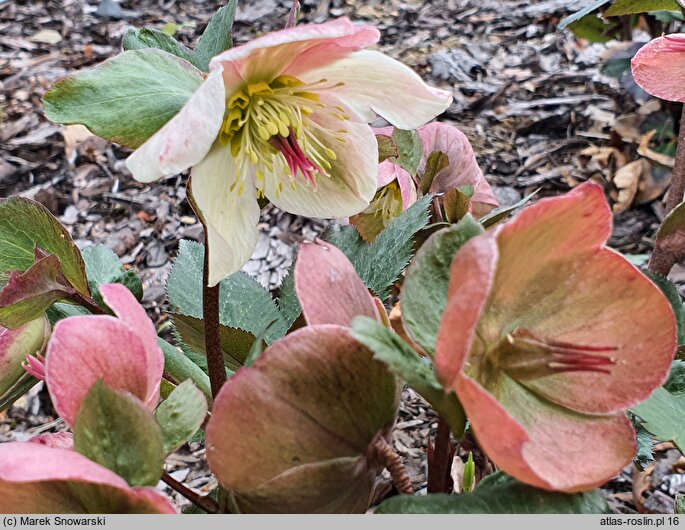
[43,283,163,426]
[0,316,49,396]
[434,182,676,492]
[632,34,685,102]
[125,18,452,286]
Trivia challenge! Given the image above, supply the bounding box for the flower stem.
[373,437,413,495]
[427,417,455,493]
[285,0,300,28]
[649,105,685,276]
[162,472,218,513]
[202,243,227,400]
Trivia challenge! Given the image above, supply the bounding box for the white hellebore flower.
[127,18,452,286]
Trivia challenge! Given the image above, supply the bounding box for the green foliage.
[646,273,685,346]
[605,0,681,16]
[420,150,449,195]
[568,14,622,42]
[122,28,195,65]
[43,49,203,149]
[376,134,399,163]
[376,472,610,513]
[274,265,301,331]
[324,195,432,298]
[167,240,290,343]
[155,380,207,454]
[401,216,484,354]
[392,129,423,175]
[158,337,212,400]
[0,197,88,294]
[634,419,656,469]
[558,0,612,30]
[82,245,143,305]
[479,189,539,228]
[74,381,164,487]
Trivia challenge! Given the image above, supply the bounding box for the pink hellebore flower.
[30,283,164,427]
[435,182,676,492]
[632,34,685,102]
[126,18,452,286]
[0,317,49,395]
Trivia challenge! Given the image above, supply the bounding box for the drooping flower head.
[632,34,685,102]
[434,182,676,491]
[126,18,452,285]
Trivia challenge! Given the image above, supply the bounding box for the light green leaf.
[44,49,203,149]
[393,129,423,176]
[193,0,238,71]
[324,195,432,298]
[558,0,612,29]
[155,380,207,454]
[376,472,610,513]
[605,0,680,16]
[646,272,685,346]
[402,216,484,354]
[568,14,621,43]
[82,245,143,305]
[633,385,685,453]
[74,380,165,487]
[122,27,196,65]
[158,337,212,400]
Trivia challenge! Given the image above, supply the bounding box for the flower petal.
[46,316,150,426]
[0,443,176,513]
[0,316,49,395]
[126,67,226,183]
[29,432,74,449]
[264,113,378,218]
[632,34,685,103]
[100,283,164,410]
[435,235,499,387]
[459,374,636,492]
[303,50,452,129]
[295,241,379,327]
[210,18,379,84]
[189,141,261,287]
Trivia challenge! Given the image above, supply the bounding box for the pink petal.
[0,443,175,513]
[471,175,499,217]
[377,160,402,188]
[396,168,418,210]
[28,432,73,449]
[632,34,685,103]
[45,316,151,426]
[126,67,226,183]
[295,241,379,326]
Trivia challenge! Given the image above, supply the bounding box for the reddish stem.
[427,418,455,493]
[202,245,226,400]
[373,437,413,495]
[162,473,218,514]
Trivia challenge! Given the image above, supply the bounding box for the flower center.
[487,329,617,382]
[364,182,404,226]
[220,75,347,196]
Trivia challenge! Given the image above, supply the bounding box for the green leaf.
[155,380,207,454]
[601,57,632,79]
[402,216,484,354]
[158,337,212,400]
[376,472,610,513]
[275,264,301,331]
[324,195,432,298]
[0,374,39,413]
[443,186,473,223]
[635,420,655,469]
[676,494,685,514]
[0,197,88,294]
[82,245,143,305]
[376,134,398,163]
[568,14,622,43]
[352,317,466,436]
[171,313,259,371]
[558,0,612,30]
[392,129,423,176]
[122,27,196,65]
[74,380,165,487]
[420,150,449,195]
[479,189,539,228]
[44,49,203,149]
[632,386,685,453]
[655,200,685,265]
[605,0,680,16]
[646,272,685,346]
[166,240,290,343]
[193,0,238,71]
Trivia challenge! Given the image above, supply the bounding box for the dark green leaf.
[402,216,484,354]
[558,0,612,30]
[479,189,539,228]
[44,49,203,149]
[376,472,610,513]
[601,57,632,79]
[568,14,622,43]
[605,0,680,16]
[443,186,473,223]
[665,360,685,395]
[74,380,165,487]
[420,150,449,195]
[155,380,207,454]
[82,245,143,305]
[0,374,39,413]
[122,28,196,65]
[193,0,238,71]
[635,420,655,470]
[646,272,685,346]
[275,264,301,330]
[392,129,423,176]
[324,195,432,298]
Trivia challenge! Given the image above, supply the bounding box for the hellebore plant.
[0,317,49,396]
[434,183,676,491]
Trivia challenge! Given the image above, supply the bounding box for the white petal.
[190,142,261,287]
[126,67,226,183]
[302,50,452,130]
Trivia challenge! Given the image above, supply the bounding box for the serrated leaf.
[393,129,423,175]
[82,245,143,305]
[646,272,685,346]
[74,380,164,487]
[122,27,196,65]
[558,0,612,30]
[0,197,88,294]
[632,385,685,453]
[192,0,237,71]
[155,380,207,454]
[376,472,610,513]
[605,0,680,16]
[157,337,211,400]
[402,216,484,354]
[324,195,432,298]
[44,49,203,149]
[166,240,289,343]
[275,264,301,330]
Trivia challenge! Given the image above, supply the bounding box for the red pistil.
[271,129,321,188]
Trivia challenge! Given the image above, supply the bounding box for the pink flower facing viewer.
[125,17,452,286]
[206,241,398,513]
[433,182,676,492]
[354,122,499,240]
[632,34,685,102]
[28,283,164,427]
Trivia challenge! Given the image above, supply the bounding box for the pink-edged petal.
[396,168,418,210]
[29,432,73,449]
[264,112,378,218]
[0,316,49,395]
[24,354,46,380]
[210,18,379,85]
[126,67,226,183]
[46,316,150,426]
[303,50,452,130]
[471,175,499,217]
[435,235,499,387]
[632,34,685,103]
[459,374,636,492]
[295,241,378,326]
[100,283,163,409]
[189,141,261,287]
[0,443,175,513]
[377,160,402,188]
